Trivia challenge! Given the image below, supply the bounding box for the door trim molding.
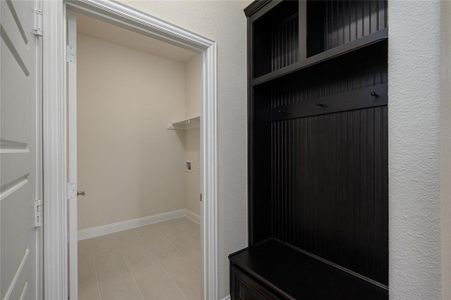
[43,1,218,299]
[42,1,67,299]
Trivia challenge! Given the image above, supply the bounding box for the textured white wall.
[389,1,448,299]
[77,34,187,229]
[117,1,250,297]
[441,2,451,299]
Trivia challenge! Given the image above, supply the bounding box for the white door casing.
[0,0,42,299]
[45,1,218,299]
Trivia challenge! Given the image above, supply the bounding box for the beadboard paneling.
[269,106,388,284]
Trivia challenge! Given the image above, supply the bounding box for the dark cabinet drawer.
[230,265,282,300]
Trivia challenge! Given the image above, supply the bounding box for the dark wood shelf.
[229,239,388,300]
[252,28,388,87]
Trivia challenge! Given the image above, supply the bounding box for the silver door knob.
[77,191,86,196]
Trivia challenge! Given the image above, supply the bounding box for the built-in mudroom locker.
[229,1,388,299]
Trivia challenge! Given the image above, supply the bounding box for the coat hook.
[371,91,379,98]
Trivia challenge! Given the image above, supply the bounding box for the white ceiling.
[76,13,198,62]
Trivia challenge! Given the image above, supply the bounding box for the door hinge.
[33,9,43,37]
[66,45,75,63]
[34,199,42,228]
[67,182,76,199]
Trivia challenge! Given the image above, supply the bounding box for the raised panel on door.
[0,0,41,299]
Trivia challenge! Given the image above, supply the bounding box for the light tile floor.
[78,217,202,300]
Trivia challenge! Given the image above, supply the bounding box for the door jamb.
[66,12,78,300]
[42,1,218,299]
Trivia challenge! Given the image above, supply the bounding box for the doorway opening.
[64,6,215,300]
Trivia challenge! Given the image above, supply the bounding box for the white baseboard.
[184,209,201,224]
[78,209,201,240]
[221,296,230,300]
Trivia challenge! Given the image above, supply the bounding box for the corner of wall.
[441,2,451,299]
[389,1,443,299]
[182,53,202,217]
[184,53,202,119]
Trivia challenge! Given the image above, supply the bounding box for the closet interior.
[75,13,203,300]
[229,1,388,299]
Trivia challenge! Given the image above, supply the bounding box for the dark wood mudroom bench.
[229,239,388,300]
[233,0,390,298]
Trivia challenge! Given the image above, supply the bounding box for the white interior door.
[67,13,78,300]
[1,0,42,299]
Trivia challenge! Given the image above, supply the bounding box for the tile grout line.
[153,219,202,299]
[151,227,189,300]
[116,230,146,300]
[91,249,103,300]
[136,226,189,300]
[156,218,202,274]
[181,220,203,274]
[163,219,203,282]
